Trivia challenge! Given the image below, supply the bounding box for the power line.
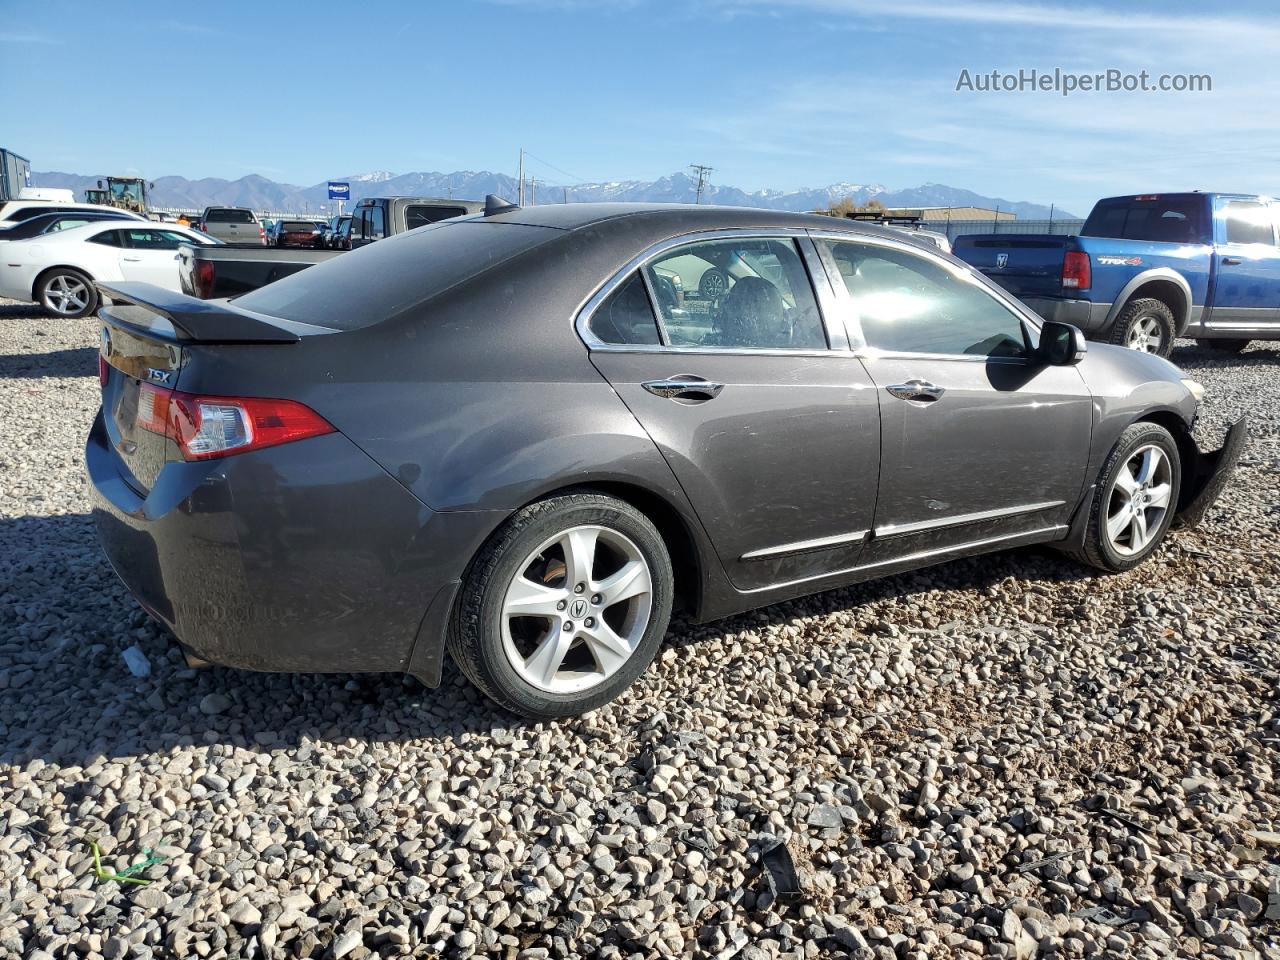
[521,151,593,186]
[689,164,713,204]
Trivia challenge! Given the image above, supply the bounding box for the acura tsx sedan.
[87,199,1245,718]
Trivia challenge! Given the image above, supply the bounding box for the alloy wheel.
[45,275,90,315]
[1104,444,1173,556]
[500,524,653,694]
[1125,315,1165,353]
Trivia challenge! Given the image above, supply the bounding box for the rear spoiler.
[96,282,300,344]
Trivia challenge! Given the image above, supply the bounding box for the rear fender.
[1103,268,1194,335]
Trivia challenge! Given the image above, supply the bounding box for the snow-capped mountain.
[30,169,1071,219]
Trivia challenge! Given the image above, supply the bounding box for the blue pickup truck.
[953,192,1280,358]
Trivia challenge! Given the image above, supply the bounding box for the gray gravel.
[1,300,1278,959]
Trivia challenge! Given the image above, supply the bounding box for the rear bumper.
[86,410,501,685]
[1175,416,1248,528]
[1021,297,1113,334]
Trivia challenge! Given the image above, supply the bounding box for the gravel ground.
[1,300,1278,960]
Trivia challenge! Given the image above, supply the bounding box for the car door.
[582,232,882,592]
[116,228,187,287]
[1205,197,1280,331]
[813,234,1093,563]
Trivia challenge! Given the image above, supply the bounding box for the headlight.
[1181,379,1205,403]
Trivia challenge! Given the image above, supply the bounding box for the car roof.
[35,221,202,241]
[477,202,919,242]
[2,200,145,218]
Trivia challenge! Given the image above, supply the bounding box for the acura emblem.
[995,253,1009,269]
[569,598,588,619]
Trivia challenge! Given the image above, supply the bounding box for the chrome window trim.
[737,525,1067,595]
[805,229,1046,361]
[872,500,1066,540]
[740,528,868,561]
[575,227,849,355]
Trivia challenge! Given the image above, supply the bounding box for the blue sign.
[327,181,350,200]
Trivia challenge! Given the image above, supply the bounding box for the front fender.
[1175,416,1248,527]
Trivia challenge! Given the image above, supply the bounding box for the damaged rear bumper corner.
[1175,415,1249,528]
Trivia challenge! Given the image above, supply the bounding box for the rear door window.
[1223,200,1276,246]
[641,237,827,350]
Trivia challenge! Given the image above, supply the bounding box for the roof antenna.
[485,194,520,217]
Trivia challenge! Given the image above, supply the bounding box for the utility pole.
[518,148,525,206]
[563,187,568,204]
[1047,203,1055,231]
[529,178,542,205]
[689,163,713,204]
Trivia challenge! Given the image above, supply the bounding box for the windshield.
[236,220,561,331]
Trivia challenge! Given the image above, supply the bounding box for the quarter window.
[1223,200,1275,246]
[823,240,1028,358]
[588,272,661,345]
[641,237,826,350]
[87,230,124,247]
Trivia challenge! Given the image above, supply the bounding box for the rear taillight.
[1062,251,1092,290]
[136,384,333,460]
[193,259,216,299]
[258,226,266,244]
[98,354,109,387]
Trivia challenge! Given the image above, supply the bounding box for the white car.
[0,221,219,318]
[0,199,146,227]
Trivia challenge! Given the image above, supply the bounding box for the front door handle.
[886,379,945,404]
[122,256,142,262]
[1221,256,1243,266]
[642,375,725,402]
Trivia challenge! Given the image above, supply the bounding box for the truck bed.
[179,243,342,299]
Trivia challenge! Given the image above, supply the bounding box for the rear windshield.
[1082,196,1207,243]
[205,209,256,223]
[280,221,315,231]
[405,204,469,229]
[235,220,561,331]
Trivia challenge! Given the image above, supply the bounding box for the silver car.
[197,206,266,245]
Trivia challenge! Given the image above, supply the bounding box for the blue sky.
[3,0,1273,214]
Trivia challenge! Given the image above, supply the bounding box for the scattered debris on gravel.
[2,302,1278,959]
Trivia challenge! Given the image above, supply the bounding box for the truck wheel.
[447,492,674,719]
[1109,298,1175,358]
[37,268,99,319]
[1065,421,1181,573]
[1197,338,1250,354]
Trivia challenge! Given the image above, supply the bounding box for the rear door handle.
[1221,256,1243,265]
[642,375,725,402]
[886,379,945,404]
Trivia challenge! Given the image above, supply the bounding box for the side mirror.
[1039,320,1088,365]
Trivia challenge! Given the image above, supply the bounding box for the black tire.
[1109,298,1175,358]
[447,492,674,719]
[1067,422,1182,573]
[1197,338,1250,354]
[36,268,99,319]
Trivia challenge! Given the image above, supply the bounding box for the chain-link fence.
[926,218,1085,241]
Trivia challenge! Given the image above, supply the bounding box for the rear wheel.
[1068,422,1181,572]
[1197,338,1250,354]
[1109,298,1175,358]
[448,492,674,718]
[37,268,98,319]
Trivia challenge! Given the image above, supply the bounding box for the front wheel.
[1069,422,1182,572]
[1110,298,1175,358]
[448,492,674,718]
[37,268,99,319]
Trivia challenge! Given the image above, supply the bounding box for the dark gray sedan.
[87,199,1245,718]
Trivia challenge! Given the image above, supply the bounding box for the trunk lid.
[96,282,307,495]
[99,307,185,494]
[951,235,1074,299]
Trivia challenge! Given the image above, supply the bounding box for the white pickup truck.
[198,206,267,246]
